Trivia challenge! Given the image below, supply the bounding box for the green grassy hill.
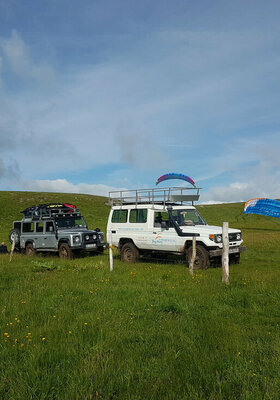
[0,191,280,399]
[1,190,280,246]
[0,191,110,244]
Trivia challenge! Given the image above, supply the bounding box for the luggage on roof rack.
[21,203,78,219]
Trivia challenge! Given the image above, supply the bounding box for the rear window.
[36,222,44,233]
[129,209,147,223]
[111,210,128,223]
[22,222,34,233]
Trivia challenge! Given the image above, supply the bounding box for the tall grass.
[0,192,280,399]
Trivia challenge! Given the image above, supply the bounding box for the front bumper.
[77,241,108,251]
[209,246,246,257]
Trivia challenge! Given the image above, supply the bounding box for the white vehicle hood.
[180,225,240,235]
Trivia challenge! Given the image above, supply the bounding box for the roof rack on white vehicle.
[108,186,201,206]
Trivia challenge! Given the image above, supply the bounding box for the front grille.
[82,233,98,244]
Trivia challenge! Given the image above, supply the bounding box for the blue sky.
[0,0,280,202]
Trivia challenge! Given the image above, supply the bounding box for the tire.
[230,253,240,265]
[9,228,20,245]
[25,243,36,256]
[59,243,73,259]
[97,246,104,254]
[186,245,210,270]
[120,242,139,263]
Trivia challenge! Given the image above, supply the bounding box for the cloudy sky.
[0,0,279,203]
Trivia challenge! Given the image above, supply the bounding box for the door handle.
[111,230,116,234]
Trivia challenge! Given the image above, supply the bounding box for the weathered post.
[109,244,114,272]
[9,238,16,263]
[222,222,229,284]
[189,236,196,276]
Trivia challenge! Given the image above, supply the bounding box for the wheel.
[97,246,104,254]
[186,245,209,270]
[25,243,36,256]
[59,243,73,259]
[120,242,139,263]
[229,253,240,265]
[9,228,20,245]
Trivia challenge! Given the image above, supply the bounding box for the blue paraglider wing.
[156,173,196,187]
[244,198,280,218]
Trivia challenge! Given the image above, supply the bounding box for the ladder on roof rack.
[108,186,201,206]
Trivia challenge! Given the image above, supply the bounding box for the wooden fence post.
[222,222,229,284]
[9,238,16,263]
[109,244,114,272]
[189,236,196,276]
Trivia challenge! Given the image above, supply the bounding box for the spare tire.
[9,228,20,245]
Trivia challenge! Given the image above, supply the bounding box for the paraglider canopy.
[156,173,196,187]
[244,198,280,218]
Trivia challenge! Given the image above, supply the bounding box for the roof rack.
[109,186,201,206]
[21,203,80,220]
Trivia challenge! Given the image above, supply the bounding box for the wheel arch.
[58,238,71,248]
[25,240,35,249]
[184,240,209,253]
[118,238,138,251]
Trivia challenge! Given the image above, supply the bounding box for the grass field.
[0,192,280,399]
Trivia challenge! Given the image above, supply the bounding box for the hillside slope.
[0,191,110,243]
[1,191,280,246]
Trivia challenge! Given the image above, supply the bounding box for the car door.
[34,221,45,249]
[43,221,57,250]
[127,208,150,250]
[21,222,35,247]
[151,211,178,251]
[108,209,128,246]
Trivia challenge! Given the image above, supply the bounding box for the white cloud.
[0,26,280,202]
[0,30,54,82]
[202,166,280,203]
[18,178,121,197]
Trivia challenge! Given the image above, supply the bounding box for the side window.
[111,210,128,223]
[129,209,147,223]
[36,222,44,233]
[154,212,169,227]
[46,221,55,232]
[22,222,34,233]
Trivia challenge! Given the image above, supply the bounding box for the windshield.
[171,209,206,226]
[55,216,87,229]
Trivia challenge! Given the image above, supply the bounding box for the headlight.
[236,233,241,241]
[73,236,81,244]
[93,234,97,240]
[215,234,222,243]
[85,235,90,241]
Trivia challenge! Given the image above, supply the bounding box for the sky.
[0,0,280,203]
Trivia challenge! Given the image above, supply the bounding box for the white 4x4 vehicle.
[107,187,246,269]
